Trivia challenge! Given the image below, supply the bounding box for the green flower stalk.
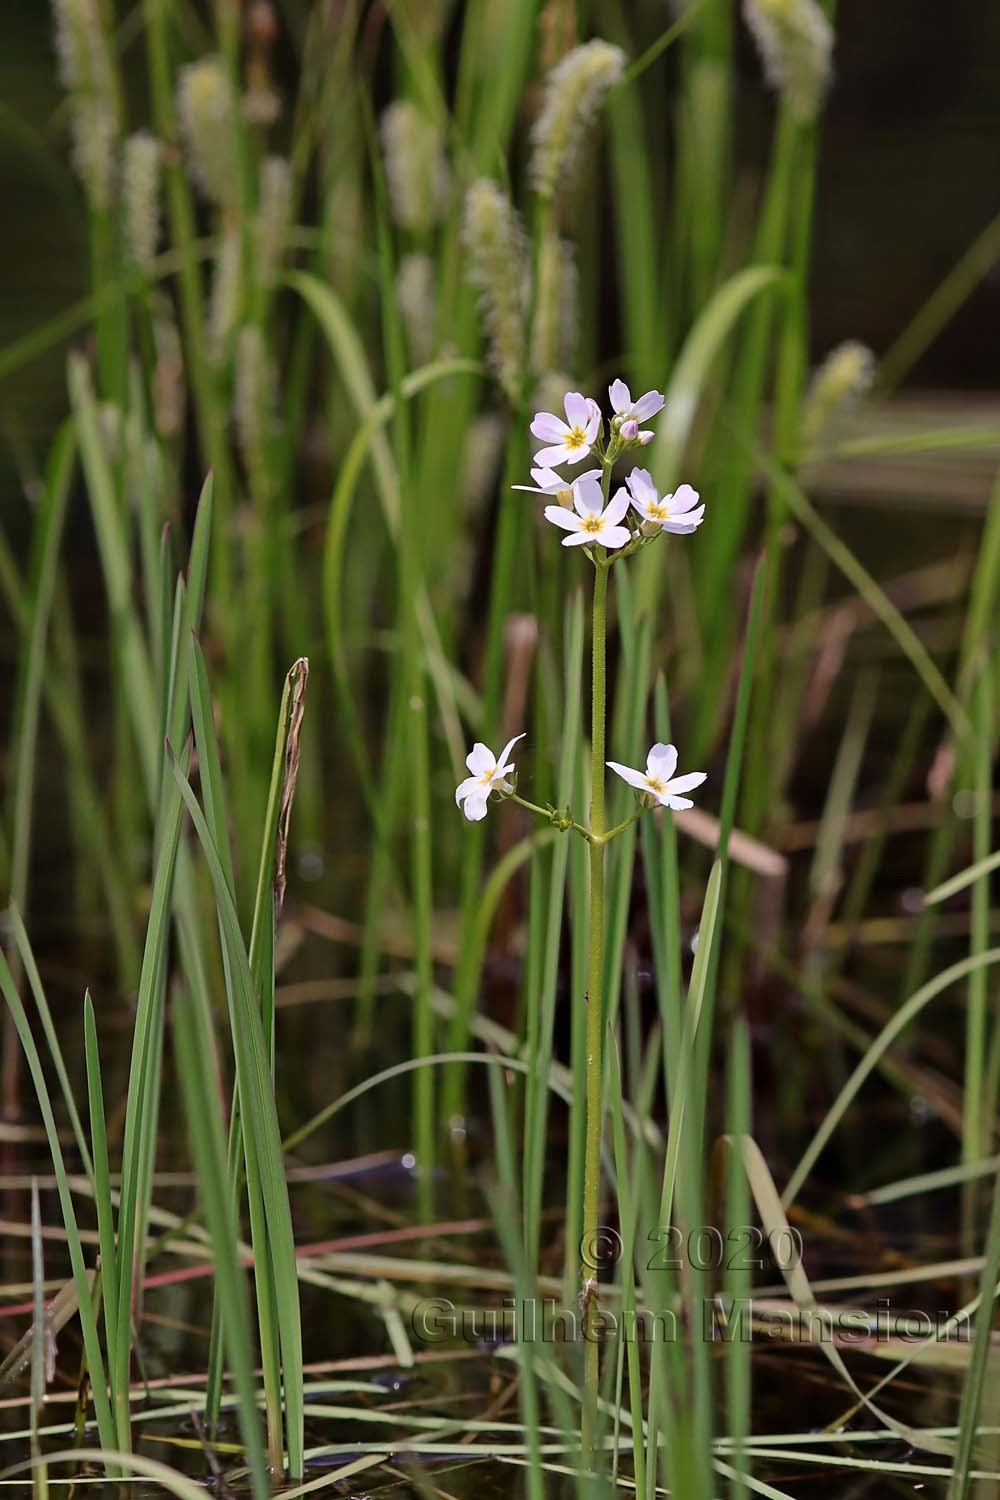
[177,57,239,206]
[464,179,528,405]
[123,132,161,274]
[530,40,625,202]
[52,0,119,210]
[744,0,834,123]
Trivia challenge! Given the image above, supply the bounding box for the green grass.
[0,0,998,1495]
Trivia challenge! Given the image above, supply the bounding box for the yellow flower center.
[645,777,666,795]
[581,515,605,535]
[557,487,574,506]
[479,765,497,785]
[645,501,669,521]
[565,426,588,451]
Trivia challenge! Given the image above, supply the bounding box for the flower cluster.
[456,380,708,822]
[521,380,706,553]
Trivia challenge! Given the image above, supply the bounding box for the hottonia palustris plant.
[457,380,708,1461]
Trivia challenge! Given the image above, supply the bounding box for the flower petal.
[663,795,693,811]
[600,525,632,550]
[462,791,490,821]
[534,442,574,467]
[583,399,602,441]
[663,509,705,534]
[465,742,496,775]
[609,378,631,413]
[646,743,678,781]
[572,476,604,516]
[603,487,631,526]
[496,732,526,774]
[625,467,657,505]
[577,467,602,483]
[530,411,569,442]
[669,483,700,515]
[632,389,665,421]
[543,504,581,532]
[607,760,649,792]
[563,390,590,428]
[663,770,706,796]
[455,775,480,806]
[562,531,595,547]
[534,467,566,489]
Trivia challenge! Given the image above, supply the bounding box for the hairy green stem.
[581,551,609,1467]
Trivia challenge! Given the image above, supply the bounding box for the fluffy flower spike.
[543,476,631,550]
[531,391,601,466]
[531,39,626,201]
[380,101,450,233]
[607,744,706,811]
[800,339,875,450]
[53,0,119,209]
[744,0,833,123]
[455,734,525,821]
[123,132,161,273]
[177,57,238,205]
[464,180,528,405]
[624,470,705,534]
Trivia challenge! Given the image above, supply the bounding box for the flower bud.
[744,0,833,123]
[620,418,638,442]
[52,0,119,210]
[380,101,450,233]
[801,339,875,451]
[530,39,625,201]
[464,179,528,404]
[123,131,161,273]
[177,57,238,205]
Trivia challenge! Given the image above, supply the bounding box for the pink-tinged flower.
[624,469,705,534]
[609,379,664,424]
[607,743,706,811]
[512,465,600,501]
[543,475,631,550]
[530,391,602,466]
[455,734,525,821]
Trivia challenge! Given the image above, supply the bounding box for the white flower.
[607,744,706,810]
[609,379,664,426]
[530,391,602,466]
[455,734,525,821]
[543,475,631,550]
[512,465,600,501]
[624,469,705,534]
